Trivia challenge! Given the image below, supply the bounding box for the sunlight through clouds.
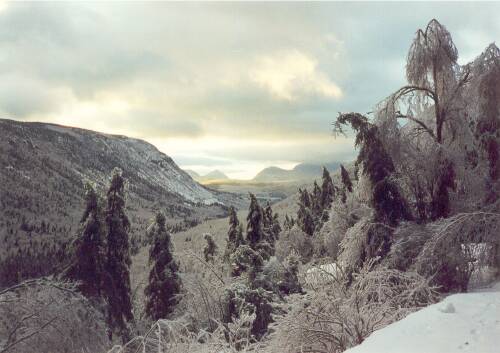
[251,50,343,101]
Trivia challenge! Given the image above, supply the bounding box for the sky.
[0,1,499,179]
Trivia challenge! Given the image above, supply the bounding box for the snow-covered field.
[346,283,500,353]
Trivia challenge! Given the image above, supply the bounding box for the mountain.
[201,170,229,181]
[252,162,341,182]
[185,169,200,179]
[0,118,241,247]
[186,169,229,183]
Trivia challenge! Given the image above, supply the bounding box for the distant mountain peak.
[253,162,340,183]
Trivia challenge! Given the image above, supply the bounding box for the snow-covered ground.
[346,283,500,353]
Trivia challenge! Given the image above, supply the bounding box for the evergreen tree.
[340,164,353,203]
[246,193,264,249]
[224,206,244,260]
[320,167,335,209]
[283,214,295,230]
[334,113,412,226]
[145,212,181,321]
[297,189,315,236]
[103,168,133,341]
[340,164,353,193]
[311,181,323,217]
[262,202,281,251]
[203,233,217,262]
[63,182,105,299]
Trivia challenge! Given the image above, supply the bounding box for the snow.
[345,283,500,353]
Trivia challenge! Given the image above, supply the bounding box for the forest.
[0,19,499,353]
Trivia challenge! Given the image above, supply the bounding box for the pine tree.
[103,168,133,341]
[340,164,353,203]
[312,181,323,217]
[63,182,105,299]
[246,193,264,249]
[334,113,412,226]
[320,167,335,210]
[224,206,244,260]
[297,189,315,236]
[262,202,281,250]
[145,212,181,321]
[340,164,353,193]
[203,233,217,262]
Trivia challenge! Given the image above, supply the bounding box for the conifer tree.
[297,189,315,236]
[103,168,133,341]
[312,181,323,217]
[203,233,217,262]
[63,182,105,299]
[340,164,353,193]
[246,193,264,249]
[340,164,353,203]
[145,212,181,321]
[224,206,244,260]
[320,167,335,210]
[334,113,412,226]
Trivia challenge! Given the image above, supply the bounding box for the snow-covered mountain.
[0,118,240,242]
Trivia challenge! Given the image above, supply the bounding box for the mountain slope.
[0,118,238,246]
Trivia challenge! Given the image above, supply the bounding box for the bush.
[0,279,107,353]
[275,226,313,264]
[269,264,439,353]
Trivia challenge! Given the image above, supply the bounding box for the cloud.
[250,50,342,101]
[0,2,499,176]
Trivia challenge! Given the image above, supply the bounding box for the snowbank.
[345,283,500,353]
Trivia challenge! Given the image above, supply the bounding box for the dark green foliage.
[229,245,264,279]
[340,164,353,204]
[283,214,295,230]
[144,212,182,321]
[224,206,244,261]
[430,157,456,220]
[320,167,336,209]
[373,179,413,226]
[203,233,217,263]
[246,193,264,249]
[259,256,302,296]
[262,202,281,250]
[62,182,105,299]
[340,164,353,192]
[334,113,412,226]
[311,181,323,216]
[297,189,315,236]
[103,169,133,341]
[221,283,274,341]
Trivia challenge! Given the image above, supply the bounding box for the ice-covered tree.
[246,193,264,249]
[103,168,133,341]
[334,113,412,226]
[63,182,105,299]
[340,164,352,203]
[320,167,336,209]
[144,212,181,321]
[203,233,218,263]
[224,206,244,261]
[297,188,315,236]
[381,19,469,145]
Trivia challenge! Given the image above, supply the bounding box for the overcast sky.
[1,1,499,179]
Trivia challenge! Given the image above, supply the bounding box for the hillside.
[0,118,243,251]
